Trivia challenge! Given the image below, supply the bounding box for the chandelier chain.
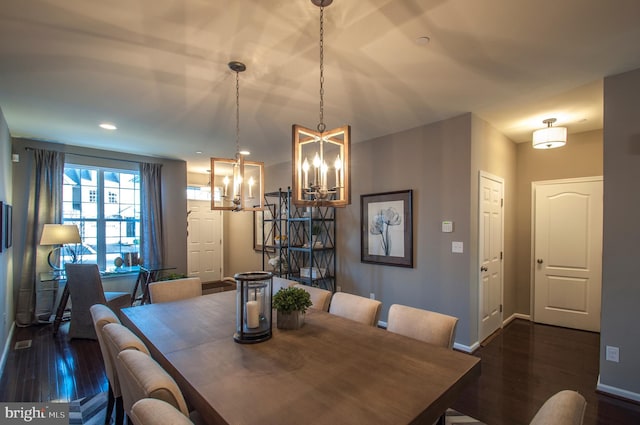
[235,69,240,157]
[317,6,326,133]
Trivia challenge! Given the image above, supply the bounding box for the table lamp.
[40,224,82,271]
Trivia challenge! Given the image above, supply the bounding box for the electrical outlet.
[370,292,375,300]
[606,345,620,363]
[336,286,342,292]
[452,241,464,253]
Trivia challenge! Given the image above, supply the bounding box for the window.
[63,165,140,270]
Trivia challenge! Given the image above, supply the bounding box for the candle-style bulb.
[313,152,321,168]
[302,158,310,172]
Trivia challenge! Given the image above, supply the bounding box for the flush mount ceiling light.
[532,118,567,149]
[210,61,264,212]
[99,123,117,130]
[292,0,351,208]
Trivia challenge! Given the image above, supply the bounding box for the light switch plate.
[452,241,463,253]
[442,221,453,233]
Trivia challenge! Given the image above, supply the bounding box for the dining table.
[121,290,480,425]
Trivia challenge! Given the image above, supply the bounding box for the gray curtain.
[140,162,164,267]
[16,149,65,326]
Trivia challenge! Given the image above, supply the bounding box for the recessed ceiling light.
[196,151,203,154]
[99,123,117,130]
[415,36,431,46]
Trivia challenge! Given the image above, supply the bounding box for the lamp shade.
[40,224,81,245]
[532,125,567,149]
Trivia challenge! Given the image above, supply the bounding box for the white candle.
[313,153,321,186]
[246,300,259,328]
[321,161,328,189]
[302,158,309,188]
[223,175,229,197]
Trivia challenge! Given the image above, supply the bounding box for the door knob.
[480,266,488,272]
[537,258,544,264]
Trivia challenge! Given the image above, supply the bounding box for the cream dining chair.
[386,304,459,349]
[328,292,382,326]
[293,284,332,312]
[115,349,203,424]
[90,304,125,425]
[148,277,202,304]
[130,398,194,425]
[528,390,586,425]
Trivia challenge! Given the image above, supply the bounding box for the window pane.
[63,165,140,270]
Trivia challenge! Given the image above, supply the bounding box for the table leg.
[131,271,146,305]
[53,285,70,335]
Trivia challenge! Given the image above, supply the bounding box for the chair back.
[329,292,382,326]
[387,304,459,349]
[148,277,202,304]
[293,284,332,312]
[101,323,150,397]
[273,276,296,293]
[130,398,194,425]
[90,304,121,393]
[116,349,189,417]
[529,390,586,425]
[65,264,109,339]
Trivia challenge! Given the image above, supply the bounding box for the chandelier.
[211,61,264,211]
[292,0,351,208]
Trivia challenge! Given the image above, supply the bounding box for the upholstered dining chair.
[116,349,202,424]
[328,292,382,326]
[529,390,587,425]
[386,304,459,349]
[100,322,151,425]
[148,277,202,304]
[130,398,194,425]
[293,284,332,312]
[272,276,296,293]
[90,304,124,425]
[64,263,130,340]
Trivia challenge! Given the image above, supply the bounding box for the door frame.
[478,171,505,342]
[529,176,603,322]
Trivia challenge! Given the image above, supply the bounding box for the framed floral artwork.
[360,190,413,267]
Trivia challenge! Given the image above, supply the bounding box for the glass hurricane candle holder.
[234,271,273,344]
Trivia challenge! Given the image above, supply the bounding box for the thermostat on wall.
[442,221,453,233]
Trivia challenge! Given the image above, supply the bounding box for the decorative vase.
[276,310,305,330]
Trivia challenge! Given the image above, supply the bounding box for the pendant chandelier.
[211,61,264,211]
[292,0,351,208]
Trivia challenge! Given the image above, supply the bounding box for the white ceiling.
[1,0,639,175]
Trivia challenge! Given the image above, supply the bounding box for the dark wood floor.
[1,318,639,424]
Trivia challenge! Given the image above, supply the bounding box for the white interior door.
[533,177,602,332]
[187,200,222,282]
[479,172,504,342]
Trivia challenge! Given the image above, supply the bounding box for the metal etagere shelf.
[262,188,336,292]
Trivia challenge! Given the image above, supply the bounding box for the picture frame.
[253,205,275,252]
[361,190,413,267]
[5,204,12,249]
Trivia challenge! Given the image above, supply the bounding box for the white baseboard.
[454,341,480,353]
[0,322,16,379]
[503,313,530,326]
[597,376,640,403]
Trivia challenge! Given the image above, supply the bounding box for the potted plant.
[272,286,312,330]
[310,223,323,247]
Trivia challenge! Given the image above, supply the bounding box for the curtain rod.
[23,146,158,165]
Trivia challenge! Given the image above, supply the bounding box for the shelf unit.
[261,188,336,292]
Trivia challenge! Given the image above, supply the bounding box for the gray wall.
[10,138,189,300]
[265,113,514,349]
[0,108,13,368]
[600,67,640,399]
[514,129,603,315]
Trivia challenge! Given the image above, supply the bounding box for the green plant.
[272,286,312,314]
[311,223,323,235]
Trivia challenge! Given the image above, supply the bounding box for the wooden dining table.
[121,291,480,425]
